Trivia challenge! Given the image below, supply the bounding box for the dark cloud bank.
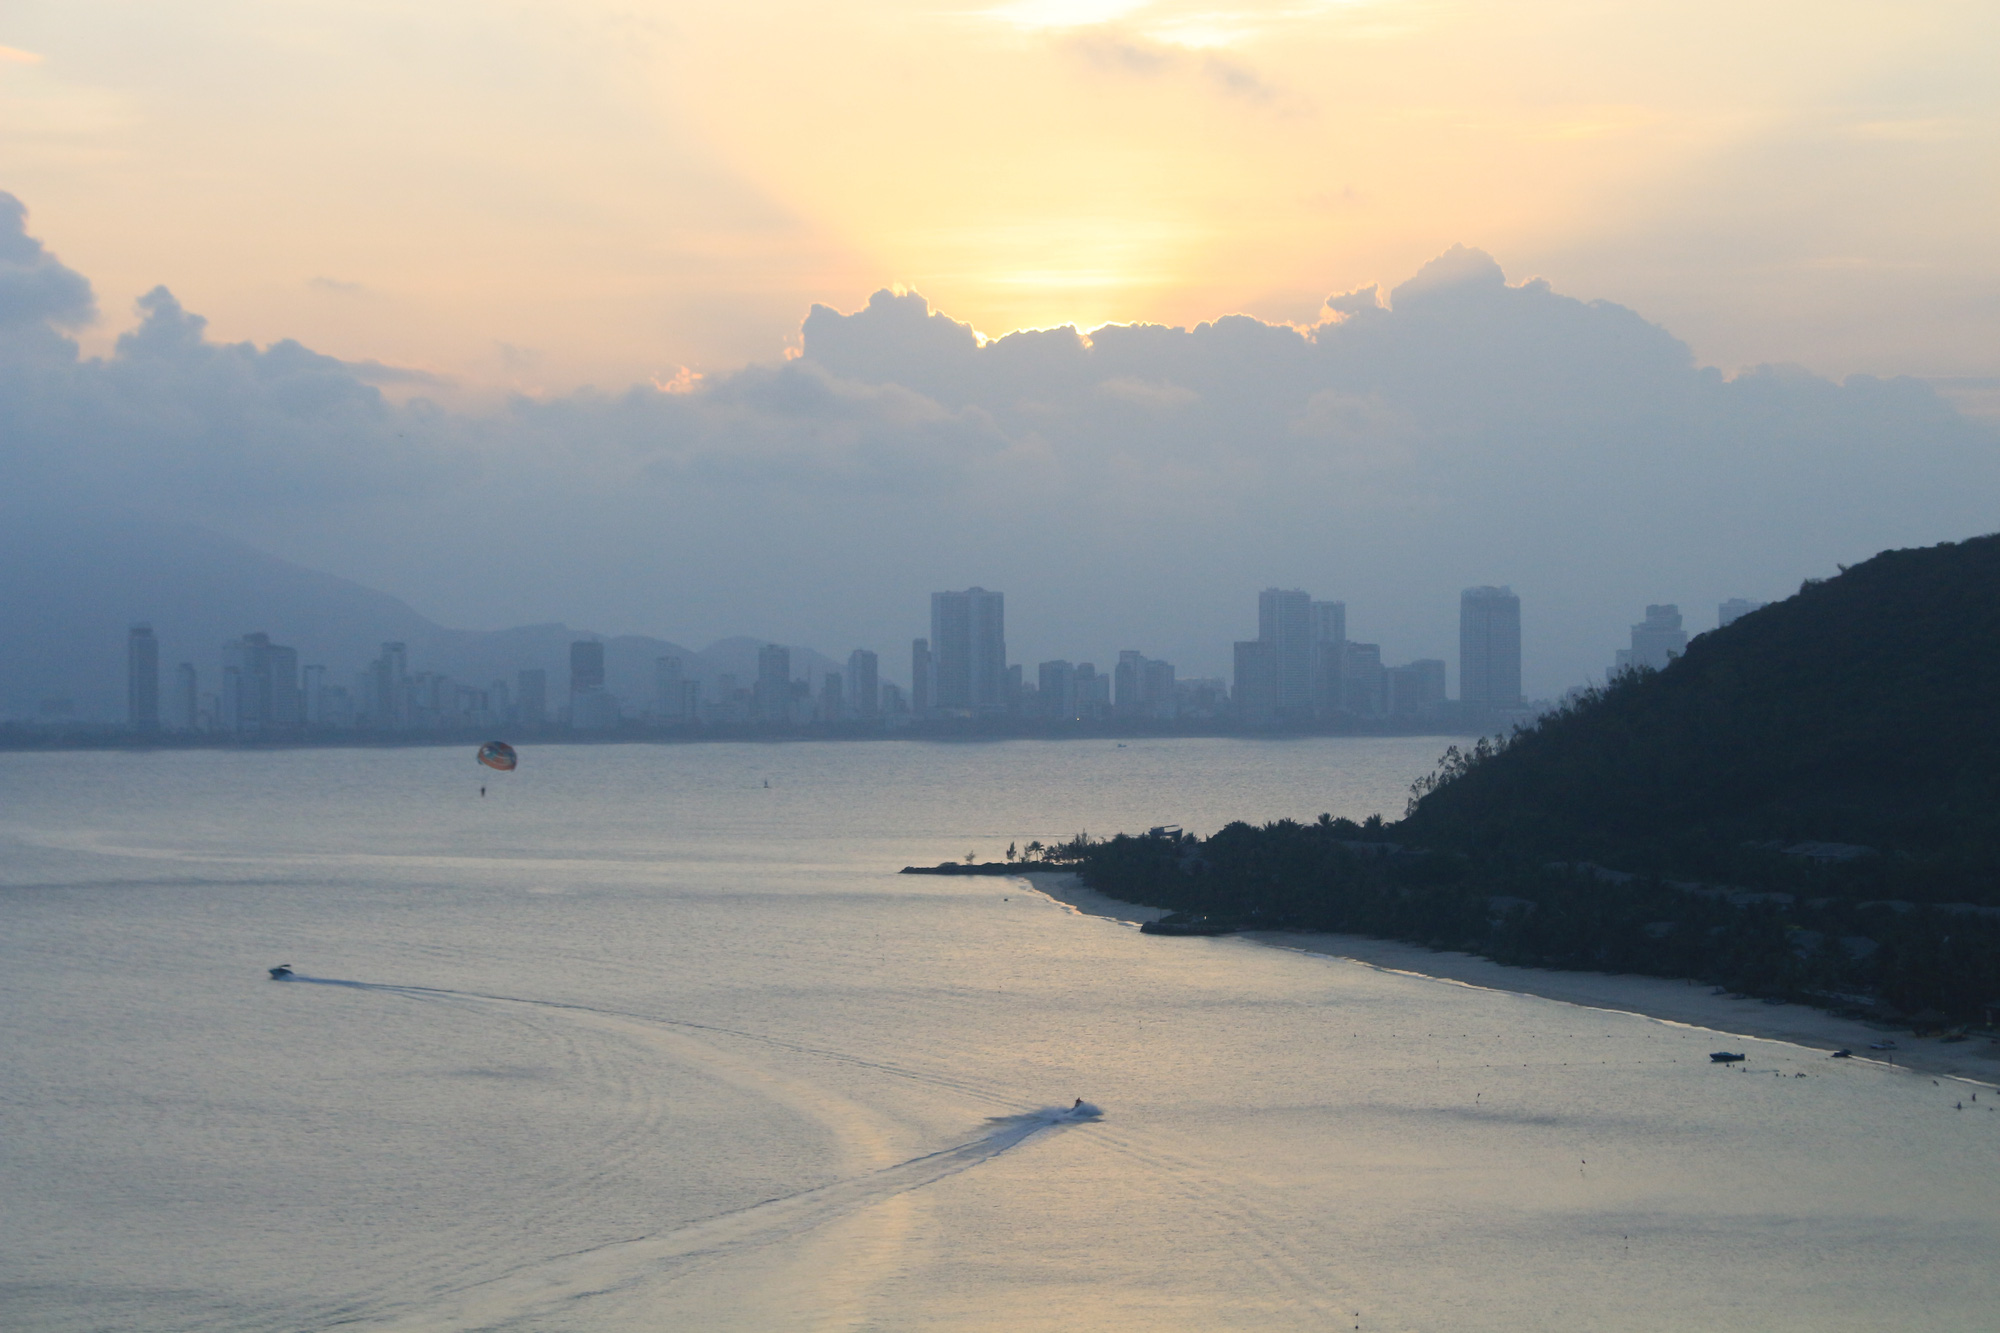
[2,193,1994,717]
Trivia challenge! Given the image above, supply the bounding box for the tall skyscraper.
[569,640,605,697]
[1233,639,1278,725]
[1459,586,1523,709]
[930,588,1006,713]
[847,649,879,718]
[226,632,299,733]
[911,638,934,714]
[754,643,791,722]
[1038,660,1076,720]
[1074,662,1107,719]
[1310,600,1347,715]
[1114,650,1145,717]
[1258,588,1313,717]
[819,671,844,722]
[127,624,159,732]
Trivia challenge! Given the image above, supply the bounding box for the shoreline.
[1014,871,2000,1086]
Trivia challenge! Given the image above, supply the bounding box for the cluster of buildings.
[122,629,541,736]
[1609,598,1766,676]
[116,582,1544,739]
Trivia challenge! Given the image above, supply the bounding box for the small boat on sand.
[1830,1049,1853,1058]
[268,964,294,980]
[1709,1051,1746,1063]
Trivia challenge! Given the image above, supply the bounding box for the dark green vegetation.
[1079,535,2000,1024]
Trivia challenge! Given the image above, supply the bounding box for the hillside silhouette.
[1078,535,2000,1021]
[1404,532,2000,878]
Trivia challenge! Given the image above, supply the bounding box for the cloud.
[1,198,1993,696]
[1065,29,1295,108]
[308,276,367,296]
[0,45,42,65]
[0,192,95,339]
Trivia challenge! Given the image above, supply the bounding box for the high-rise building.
[754,644,791,722]
[1074,662,1108,719]
[225,632,300,733]
[655,656,685,720]
[371,642,409,729]
[1309,600,1346,715]
[1387,659,1448,716]
[1233,639,1278,725]
[170,663,198,732]
[1258,588,1313,717]
[516,668,547,725]
[570,641,605,697]
[911,638,934,714]
[930,588,1006,713]
[1340,642,1386,716]
[1114,650,1176,719]
[1617,604,1688,674]
[1717,598,1765,629]
[127,624,159,732]
[1459,586,1523,709]
[819,671,844,722]
[1038,660,1076,720]
[1142,657,1177,720]
[847,650,879,718]
[1114,650,1145,718]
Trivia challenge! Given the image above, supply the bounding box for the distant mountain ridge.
[0,506,853,719]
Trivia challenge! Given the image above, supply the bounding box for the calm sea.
[2,738,1995,1331]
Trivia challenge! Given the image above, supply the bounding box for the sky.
[3,1,1999,696]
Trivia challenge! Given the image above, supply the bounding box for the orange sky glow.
[3,0,1996,398]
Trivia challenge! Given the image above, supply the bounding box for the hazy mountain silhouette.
[0,505,844,719]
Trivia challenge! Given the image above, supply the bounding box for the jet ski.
[269,964,294,980]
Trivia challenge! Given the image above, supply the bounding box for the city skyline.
[95,576,1769,739]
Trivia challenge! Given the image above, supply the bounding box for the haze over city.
[5,0,2000,706]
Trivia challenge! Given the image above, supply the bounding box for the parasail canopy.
[477,740,518,772]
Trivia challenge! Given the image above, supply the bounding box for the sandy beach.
[1015,871,2000,1086]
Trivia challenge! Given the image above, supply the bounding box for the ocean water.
[2,737,1995,1332]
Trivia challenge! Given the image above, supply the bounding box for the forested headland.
[1076,534,2000,1025]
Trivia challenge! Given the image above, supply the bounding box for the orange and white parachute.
[476,740,518,772]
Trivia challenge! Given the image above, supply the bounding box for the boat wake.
[273,971,1101,1329]
[367,1103,1094,1331]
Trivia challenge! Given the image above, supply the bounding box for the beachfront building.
[1460,586,1523,709]
[1616,604,1688,675]
[1258,588,1314,719]
[847,649,878,718]
[930,588,1007,714]
[1310,600,1347,716]
[127,624,159,733]
[1234,639,1278,726]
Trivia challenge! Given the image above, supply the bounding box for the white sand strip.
[1013,870,2000,1085]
